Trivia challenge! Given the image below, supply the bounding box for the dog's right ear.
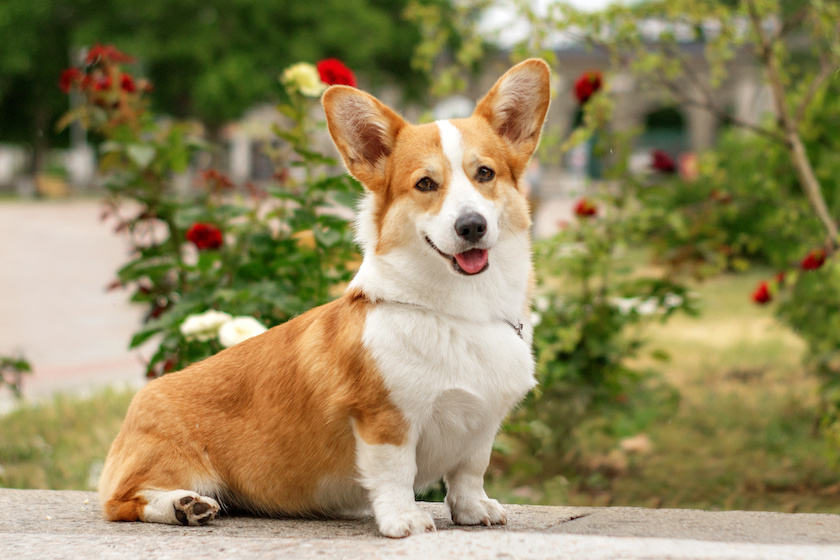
[322,86,407,191]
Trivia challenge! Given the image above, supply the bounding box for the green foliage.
[59,49,360,376]
[0,0,431,171]
[639,130,820,277]
[641,76,840,276]
[405,0,493,97]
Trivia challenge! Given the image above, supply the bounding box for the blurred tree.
[0,0,437,172]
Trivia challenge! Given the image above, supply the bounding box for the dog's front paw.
[449,497,507,527]
[377,508,436,538]
[173,493,220,526]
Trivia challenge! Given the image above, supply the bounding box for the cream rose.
[281,63,327,97]
[218,316,268,348]
[180,310,233,341]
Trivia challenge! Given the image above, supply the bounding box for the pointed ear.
[473,59,551,161]
[322,86,407,190]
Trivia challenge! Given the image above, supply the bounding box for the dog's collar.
[503,319,524,340]
[364,295,524,340]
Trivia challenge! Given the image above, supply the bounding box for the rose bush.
[59,47,362,376]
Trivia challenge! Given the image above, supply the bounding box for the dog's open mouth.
[425,236,489,275]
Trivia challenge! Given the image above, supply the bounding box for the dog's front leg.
[444,431,507,526]
[356,438,436,538]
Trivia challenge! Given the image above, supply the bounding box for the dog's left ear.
[322,86,407,191]
[473,59,551,164]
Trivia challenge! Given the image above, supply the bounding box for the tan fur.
[100,291,407,519]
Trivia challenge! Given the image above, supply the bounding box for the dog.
[98,58,551,538]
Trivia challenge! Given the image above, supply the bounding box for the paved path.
[0,200,146,410]
[3,489,840,559]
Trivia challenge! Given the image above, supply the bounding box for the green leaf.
[126,144,157,169]
[332,189,360,210]
[313,225,343,248]
[130,326,163,349]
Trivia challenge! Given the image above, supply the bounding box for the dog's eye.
[415,177,438,192]
[476,166,495,182]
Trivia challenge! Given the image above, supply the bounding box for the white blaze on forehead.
[436,120,465,170]
[427,120,499,252]
[434,120,491,211]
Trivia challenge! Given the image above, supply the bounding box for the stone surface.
[3,489,840,559]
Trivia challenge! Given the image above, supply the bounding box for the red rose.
[574,198,597,218]
[317,58,357,87]
[651,150,676,174]
[85,43,135,66]
[92,74,112,91]
[120,73,137,93]
[59,68,84,93]
[800,249,826,271]
[186,223,223,250]
[751,281,772,305]
[574,70,602,104]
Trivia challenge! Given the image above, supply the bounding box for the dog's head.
[323,59,550,299]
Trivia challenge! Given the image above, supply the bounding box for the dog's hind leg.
[99,433,223,525]
[102,478,221,526]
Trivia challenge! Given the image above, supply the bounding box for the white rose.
[663,293,684,309]
[610,297,641,315]
[281,63,327,97]
[635,298,659,316]
[218,316,268,348]
[180,310,233,341]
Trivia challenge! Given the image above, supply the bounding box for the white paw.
[448,497,507,526]
[377,508,436,538]
[173,492,220,526]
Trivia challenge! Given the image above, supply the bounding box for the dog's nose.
[454,212,487,243]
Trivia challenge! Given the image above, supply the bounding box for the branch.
[571,28,787,145]
[656,72,786,144]
[793,55,833,126]
[660,41,788,144]
[746,0,839,247]
[778,6,808,38]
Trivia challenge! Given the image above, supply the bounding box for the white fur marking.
[354,429,436,537]
[424,121,499,257]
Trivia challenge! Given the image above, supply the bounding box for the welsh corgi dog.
[98,58,551,538]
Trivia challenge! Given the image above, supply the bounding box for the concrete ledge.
[3,489,840,559]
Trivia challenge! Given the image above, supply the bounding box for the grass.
[2,270,838,514]
[0,388,134,490]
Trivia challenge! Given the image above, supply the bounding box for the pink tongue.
[454,249,489,274]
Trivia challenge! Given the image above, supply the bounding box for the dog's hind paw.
[172,493,220,526]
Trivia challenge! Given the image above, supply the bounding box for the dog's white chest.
[362,304,536,485]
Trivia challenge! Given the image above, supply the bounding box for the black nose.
[454,212,487,243]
